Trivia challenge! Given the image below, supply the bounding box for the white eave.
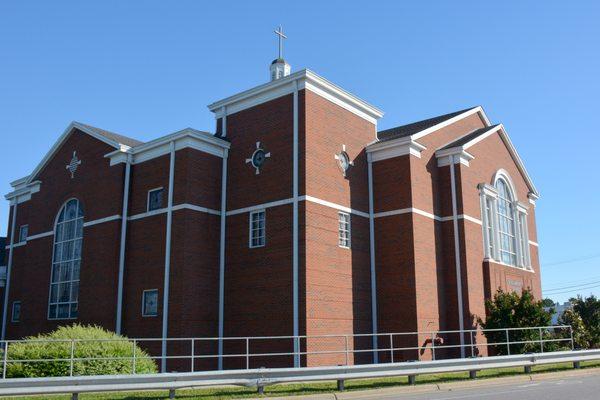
[207,69,384,125]
[434,123,540,198]
[106,128,230,165]
[365,136,427,162]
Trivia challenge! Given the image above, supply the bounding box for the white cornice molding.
[412,106,491,141]
[436,149,475,167]
[478,183,498,198]
[106,128,231,165]
[4,180,41,205]
[207,69,384,124]
[366,137,427,162]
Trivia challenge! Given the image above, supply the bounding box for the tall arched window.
[48,199,83,319]
[495,179,517,266]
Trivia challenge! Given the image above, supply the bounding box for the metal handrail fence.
[0,325,573,378]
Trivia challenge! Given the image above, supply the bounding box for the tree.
[478,289,553,355]
[569,295,600,348]
[558,308,591,349]
[541,298,556,308]
[6,324,157,378]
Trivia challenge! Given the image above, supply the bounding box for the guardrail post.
[389,334,393,363]
[469,370,477,379]
[169,388,176,399]
[344,335,349,366]
[408,374,416,385]
[71,393,78,400]
[574,361,581,369]
[246,338,250,370]
[191,339,195,372]
[524,365,532,374]
[2,341,8,379]
[70,340,75,377]
[132,339,137,374]
[539,327,544,353]
[570,326,574,350]
[337,377,345,391]
[505,329,510,355]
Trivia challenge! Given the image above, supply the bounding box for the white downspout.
[218,110,228,370]
[450,156,466,358]
[1,202,18,340]
[161,141,176,372]
[115,153,132,334]
[367,154,379,363]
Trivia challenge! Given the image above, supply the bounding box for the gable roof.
[25,122,142,184]
[377,107,480,142]
[439,125,501,150]
[74,122,143,148]
[436,124,540,197]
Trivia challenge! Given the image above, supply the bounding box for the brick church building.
[2,55,541,368]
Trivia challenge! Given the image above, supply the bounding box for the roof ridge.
[74,121,144,148]
[377,106,480,142]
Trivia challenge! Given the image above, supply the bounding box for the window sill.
[484,258,535,273]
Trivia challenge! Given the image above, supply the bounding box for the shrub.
[558,308,591,349]
[569,295,600,348]
[478,289,555,355]
[5,324,157,378]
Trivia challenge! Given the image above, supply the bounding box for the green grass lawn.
[5,360,600,400]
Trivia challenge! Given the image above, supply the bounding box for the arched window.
[495,179,517,266]
[48,199,83,319]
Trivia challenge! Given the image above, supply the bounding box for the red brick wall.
[6,130,125,338]
[303,91,375,365]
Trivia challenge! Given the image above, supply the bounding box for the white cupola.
[270,58,291,81]
[270,26,291,81]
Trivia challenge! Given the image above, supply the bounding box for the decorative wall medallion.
[334,145,354,177]
[246,141,271,175]
[66,151,82,178]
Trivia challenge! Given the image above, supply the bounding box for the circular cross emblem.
[252,148,267,169]
[334,145,354,177]
[245,141,271,174]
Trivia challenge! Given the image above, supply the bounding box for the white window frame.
[48,198,83,320]
[142,289,159,317]
[18,225,28,243]
[147,187,164,212]
[481,170,533,271]
[479,184,498,260]
[338,212,351,249]
[516,203,531,269]
[11,301,21,323]
[249,210,266,248]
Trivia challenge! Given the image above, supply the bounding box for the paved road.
[370,374,600,400]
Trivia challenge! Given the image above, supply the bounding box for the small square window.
[19,225,28,243]
[338,212,351,248]
[249,210,266,248]
[11,301,21,322]
[142,290,158,317]
[147,188,164,212]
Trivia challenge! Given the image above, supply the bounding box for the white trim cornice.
[207,69,384,125]
[106,128,230,166]
[366,137,427,162]
[436,149,475,167]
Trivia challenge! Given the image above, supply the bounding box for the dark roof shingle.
[439,125,500,150]
[377,107,478,142]
[75,122,144,148]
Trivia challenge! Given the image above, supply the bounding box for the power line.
[543,280,600,293]
[543,283,600,296]
[544,275,600,290]
[542,253,600,267]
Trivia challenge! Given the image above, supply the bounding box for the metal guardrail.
[0,349,598,398]
[0,325,574,376]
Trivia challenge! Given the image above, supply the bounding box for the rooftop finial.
[274,26,287,59]
[270,26,291,81]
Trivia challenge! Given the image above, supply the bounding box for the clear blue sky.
[1,1,598,303]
